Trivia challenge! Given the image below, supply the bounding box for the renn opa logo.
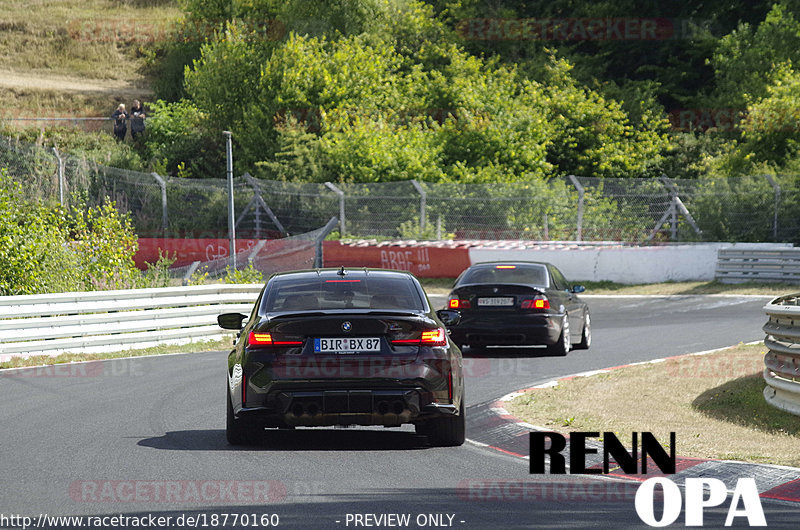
[530,432,766,527]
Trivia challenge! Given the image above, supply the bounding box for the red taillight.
[392,327,448,347]
[449,298,471,309]
[421,328,447,347]
[247,331,303,348]
[520,298,550,310]
[249,332,273,346]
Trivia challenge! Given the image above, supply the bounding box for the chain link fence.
[169,217,338,282]
[2,136,799,244]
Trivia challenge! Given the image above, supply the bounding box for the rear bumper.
[237,386,458,427]
[449,312,562,346]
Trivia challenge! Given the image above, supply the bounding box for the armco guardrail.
[0,284,263,362]
[717,248,800,283]
[763,294,800,416]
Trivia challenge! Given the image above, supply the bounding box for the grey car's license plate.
[477,297,514,306]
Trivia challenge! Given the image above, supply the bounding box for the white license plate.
[477,297,515,307]
[314,337,381,354]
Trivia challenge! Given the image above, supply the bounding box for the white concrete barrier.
[468,242,793,283]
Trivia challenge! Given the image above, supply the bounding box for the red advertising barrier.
[322,241,471,278]
[135,238,261,269]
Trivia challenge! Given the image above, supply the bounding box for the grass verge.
[0,335,234,371]
[506,343,800,468]
[418,278,797,297]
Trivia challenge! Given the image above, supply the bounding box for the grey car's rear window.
[459,265,548,287]
[262,275,426,312]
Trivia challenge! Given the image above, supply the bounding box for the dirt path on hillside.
[0,69,152,95]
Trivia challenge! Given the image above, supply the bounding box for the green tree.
[711,3,800,108]
[143,99,222,177]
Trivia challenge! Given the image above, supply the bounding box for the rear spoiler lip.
[451,283,547,293]
[266,309,428,319]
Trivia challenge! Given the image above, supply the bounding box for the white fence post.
[150,172,168,233]
[568,175,584,242]
[411,179,427,233]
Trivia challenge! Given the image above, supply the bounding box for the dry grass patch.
[0,0,179,119]
[419,278,798,297]
[507,343,800,468]
[580,280,796,296]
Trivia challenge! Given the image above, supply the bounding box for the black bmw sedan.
[445,261,590,355]
[218,268,465,446]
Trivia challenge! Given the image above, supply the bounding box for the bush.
[225,263,263,284]
[0,125,145,171]
[0,168,141,294]
[141,99,223,177]
[140,250,177,288]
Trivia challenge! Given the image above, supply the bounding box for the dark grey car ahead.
[218,268,465,446]
[445,261,591,355]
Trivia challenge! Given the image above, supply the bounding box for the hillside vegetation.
[0,0,180,118]
[1,1,799,198]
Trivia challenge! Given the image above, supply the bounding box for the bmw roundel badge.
[342,321,352,332]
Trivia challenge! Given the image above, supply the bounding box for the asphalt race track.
[2,295,799,528]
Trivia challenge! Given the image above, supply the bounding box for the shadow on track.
[137,428,432,452]
[47,485,800,529]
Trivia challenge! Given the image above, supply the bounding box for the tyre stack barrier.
[763,293,800,416]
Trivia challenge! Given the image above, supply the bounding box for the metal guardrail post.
[150,172,168,233]
[764,175,781,241]
[325,182,346,236]
[411,179,427,233]
[762,294,800,417]
[52,147,65,207]
[568,175,584,242]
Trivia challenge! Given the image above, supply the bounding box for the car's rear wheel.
[547,317,570,356]
[417,399,465,447]
[575,311,591,350]
[226,382,261,445]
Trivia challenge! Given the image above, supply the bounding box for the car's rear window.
[262,275,426,312]
[459,265,548,287]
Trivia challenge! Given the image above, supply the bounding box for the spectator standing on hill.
[112,104,128,142]
[130,100,146,140]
